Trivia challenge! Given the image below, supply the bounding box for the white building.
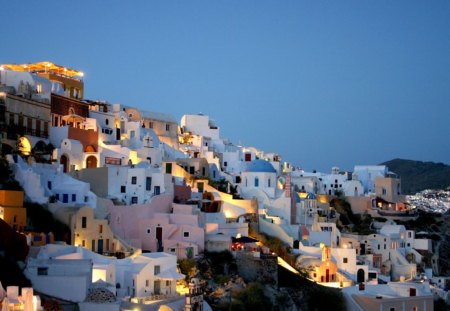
[240,160,277,199]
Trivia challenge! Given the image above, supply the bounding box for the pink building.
[108,195,204,259]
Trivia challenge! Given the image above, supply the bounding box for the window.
[149,122,153,129]
[146,228,151,235]
[170,248,176,253]
[82,217,87,228]
[224,161,227,167]
[254,177,259,187]
[146,280,149,287]
[105,119,109,125]
[72,194,76,202]
[131,197,138,204]
[183,231,190,238]
[131,176,137,184]
[154,265,160,275]
[47,181,52,190]
[99,225,103,234]
[390,308,395,311]
[165,124,170,131]
[268,179,271,187]
[166,163,172,174]
[92,240,96,252]
[121,186,126,193]
[37,267,48,276]
[82,240,86,247]
[343,258,348,264]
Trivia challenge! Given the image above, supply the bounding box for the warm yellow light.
[236,233,242,239]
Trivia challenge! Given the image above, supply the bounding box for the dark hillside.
[381,159,450,194]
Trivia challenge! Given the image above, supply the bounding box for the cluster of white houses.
[0,62,444,309]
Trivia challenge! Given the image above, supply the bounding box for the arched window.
[254,177,259,187]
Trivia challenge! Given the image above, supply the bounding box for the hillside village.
[0,62,448,311]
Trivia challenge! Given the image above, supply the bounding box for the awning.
[156,270,185,280]
[62,114,86,123]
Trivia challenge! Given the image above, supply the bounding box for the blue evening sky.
[2,1,449,172]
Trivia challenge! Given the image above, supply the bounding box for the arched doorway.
[60,154,69,173]
[86,156,97,168]
[357,269,365,283]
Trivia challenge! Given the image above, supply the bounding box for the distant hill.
[380,159,450,194]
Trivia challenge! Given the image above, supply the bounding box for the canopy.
[62,114,86,123]
[156,269,185,280]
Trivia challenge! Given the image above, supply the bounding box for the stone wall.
[236,252,278,286]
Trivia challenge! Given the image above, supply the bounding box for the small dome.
[245,160,276,173]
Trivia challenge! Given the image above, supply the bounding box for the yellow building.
[312,245,338,283]
[71,206,116,255]
[0,190,26,231]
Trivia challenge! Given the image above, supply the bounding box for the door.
[197,182,204,193]
[116,128,121,140]
[154,280,161,295]
[156,227,163,251]
[165,163,172,174]
[326,269,330,282]
[154,186,160,196]
[98,239,104,254]
[86,156,97,168]
[360,243,366,255]
[60,155,69,173]
[357,269,365,283]
[63,194,68,203]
